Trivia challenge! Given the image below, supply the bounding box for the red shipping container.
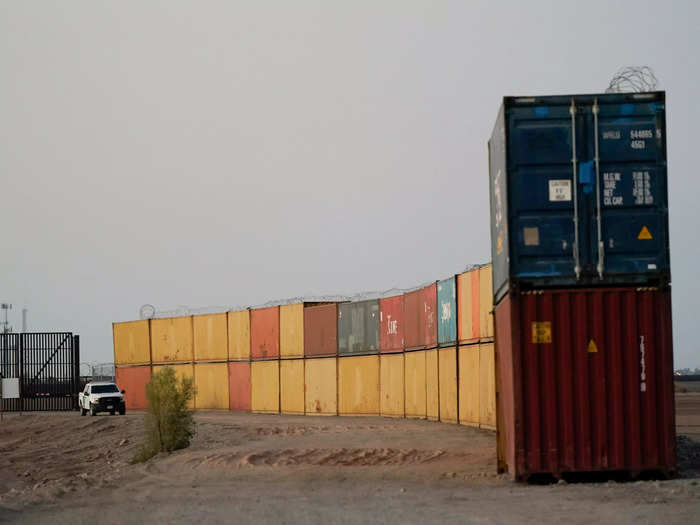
[304,303,338,357]
[228,361,251,411]
[115,366,151,411]
[250,306,279,360]
[495,287,676,480]
[379,295,404,353]
[404,284,437,351]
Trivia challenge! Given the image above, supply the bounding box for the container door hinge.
[593,98,605,279]
[570,99,581,280]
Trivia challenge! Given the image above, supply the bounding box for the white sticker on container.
[549,180,572,201]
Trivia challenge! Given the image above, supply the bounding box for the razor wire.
[606,66,659,93]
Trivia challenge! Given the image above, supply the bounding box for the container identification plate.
[549,180,571,202]
[531,322,552,343]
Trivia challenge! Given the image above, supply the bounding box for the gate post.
[73,335,80,410]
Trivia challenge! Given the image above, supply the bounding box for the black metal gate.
[0,333,80,411]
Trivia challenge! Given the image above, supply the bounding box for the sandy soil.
[1,397,699,524]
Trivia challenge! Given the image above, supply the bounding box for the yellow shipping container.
[426,349,439,421]
[280,359,305,414]
[194,362,229,410]
[152,363,195,409]
[251,360,280,414]
[479,343,496,429]
[305,358,337,416]
[438,347,458,424]
[380,354,404,417]
[458,345,480,427]
[404,351,426,419]
[113,320,151,366]
[479,265,494,340]
[338,355,379,416]
[194,313,228,362]
[228,309,251,361]
[280,303,304,358]
[150,316,194,364]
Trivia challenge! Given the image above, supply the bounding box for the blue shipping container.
[489,92,669,303]
[437,276,457,347]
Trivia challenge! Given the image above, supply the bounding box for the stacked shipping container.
[112,265,496,429]
[489,91,675,480]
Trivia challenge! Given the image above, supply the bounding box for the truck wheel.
[110,409,116,415]
[119,405,126,416]
[90,404,97,416]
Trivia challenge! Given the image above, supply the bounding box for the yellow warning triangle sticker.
[587,340,598,353]
[638,226,653,240]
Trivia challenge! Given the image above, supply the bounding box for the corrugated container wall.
[305,358,337,415]
[426,349,439,421]
[338,300,379,356]
[457,269,481,344]
[438,348,458,423]
[404,284,437,351]
[379,295,404,353]
[250,306,280,360]
[380,354,404,417]
[251,360,280,414]
[489,92,670,302]
[228,310,251,361]
[280,359,305,414]
[404,350,426,419]
[115,366,151,411]
[228,361,251,411]
[304,304,338,357]
[495,288,675,480]
[479,265,494,339]
[338,355,380,416]
[194,363,229,410]
[437,277,457,347]
[194,313,228,362]
[280,303,304,358]
[113,321,151,366]
[150,316,193,364]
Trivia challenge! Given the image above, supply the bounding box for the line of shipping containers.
[337,300,380,416]
[379,295,405,418]
[193,313,229,410]
[149,315,196,407]
[437,277,458,424]
[489,92,675,480]
[403,283,438,420]
[250,306,280,414]
[113,320,152,411]
[304,303,339,416]
[228,309,251,412]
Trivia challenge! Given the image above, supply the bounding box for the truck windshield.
[91,384,119,394]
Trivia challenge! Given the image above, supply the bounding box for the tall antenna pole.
[1,303,12,334]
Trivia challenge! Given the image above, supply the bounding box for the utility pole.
[1,304,11,334]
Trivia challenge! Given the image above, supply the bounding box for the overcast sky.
[1,1,698,368]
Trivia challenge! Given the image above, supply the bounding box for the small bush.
[133,367,196,463]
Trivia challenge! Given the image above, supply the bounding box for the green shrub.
[132,367,196,463]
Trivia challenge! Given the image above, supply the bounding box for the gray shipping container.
[338,300,379,355]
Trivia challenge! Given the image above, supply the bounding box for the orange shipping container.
[250,306,280,360]
[479,265,494,340]
[457,270,480,345]
[228,310,251,361]
[115,366,151,411]
[194,313,228,362]
[228,361,251,411]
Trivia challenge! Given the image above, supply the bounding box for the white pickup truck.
[78,381,126,416]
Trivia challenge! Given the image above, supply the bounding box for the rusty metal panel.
[280,359,305,414]
[228,310,250,361]
[404,351,426,419]
[458,345,480,427]
[115,365,151,411]
[304,357,337,415]
[380,354,404,417]
[280,303,304,359]
[193,313,228,362]
[426,349,439,421]
[304,304,337,357]
[194,363,229,410]
[437,277,457,347]
[379,295,404,353]
[251,360,279,414]
[250,306,279,360]
[228,361,251,411]
[404,283,437,351]
[496,287,676,480]
[113,320,151,366]
[150,316,193,364]
[479,343,496,430]
[457,270,481,345]
[338,300,379,356]
[479,265,494,340]
[338,355,379,416]
[438,347,458,423]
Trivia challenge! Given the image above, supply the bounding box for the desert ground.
[0,394,699,524]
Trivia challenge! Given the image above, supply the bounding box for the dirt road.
[1,397,699,524]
